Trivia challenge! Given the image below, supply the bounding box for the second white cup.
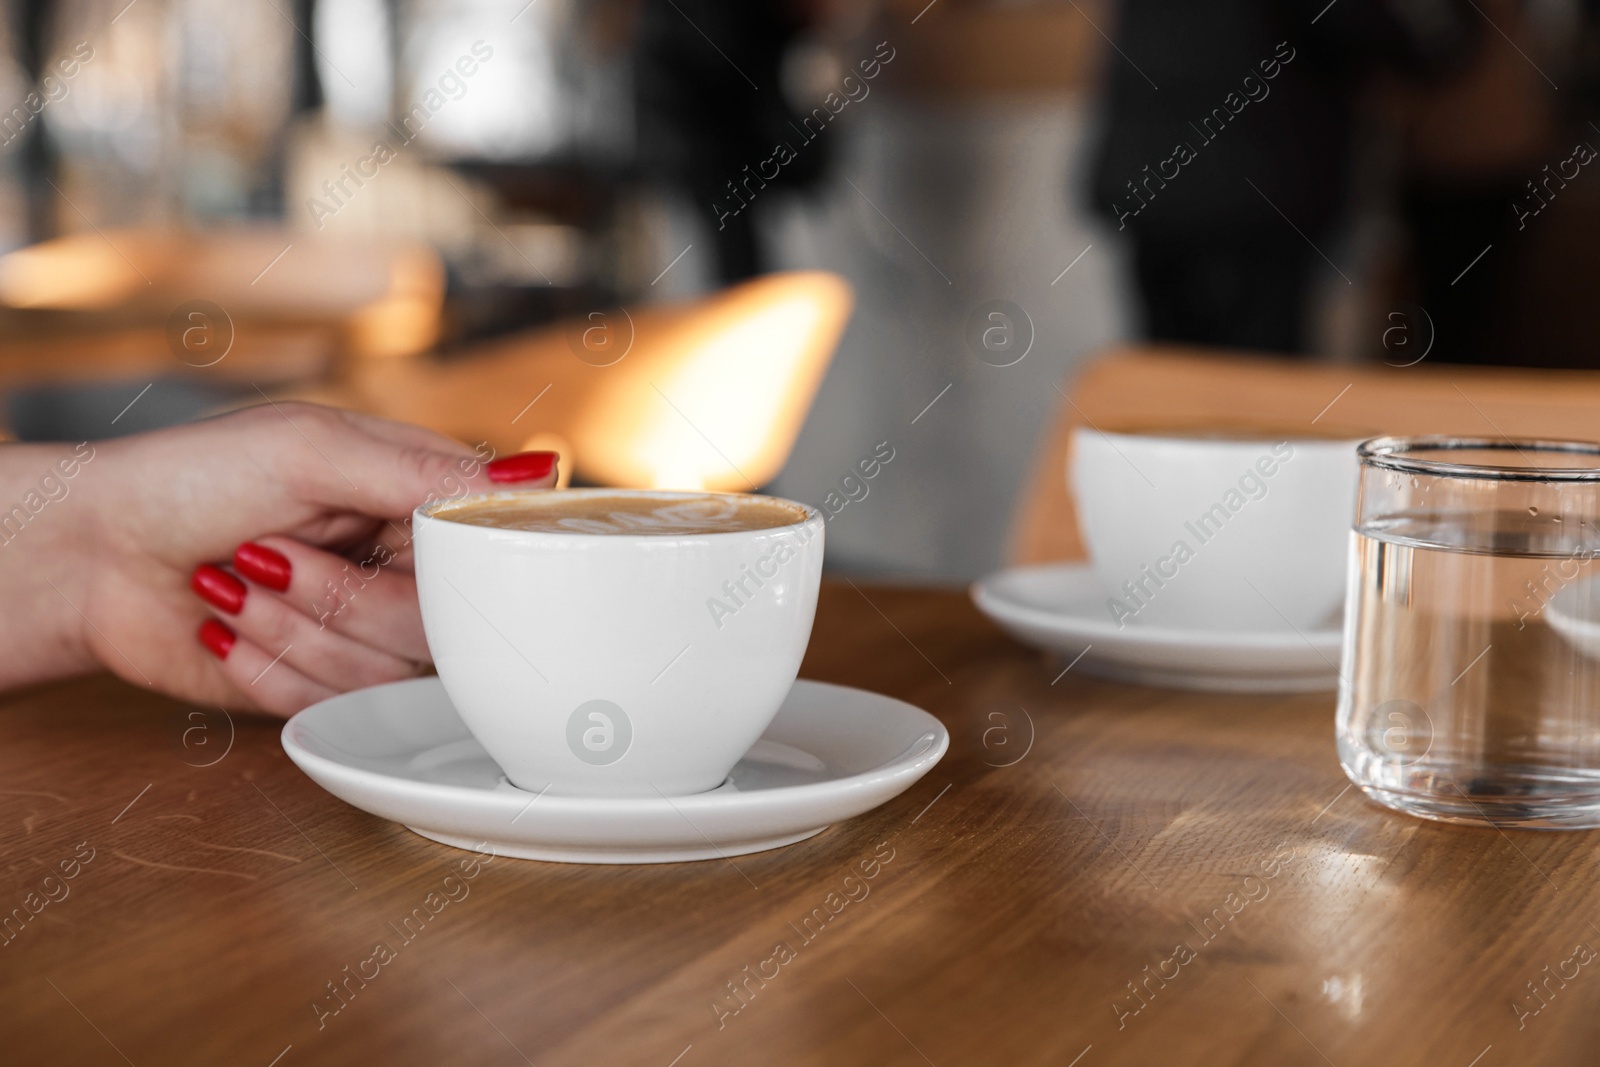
[1071,428,1360,632]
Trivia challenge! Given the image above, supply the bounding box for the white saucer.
[971,562,1343,692]
[280,677,948,864]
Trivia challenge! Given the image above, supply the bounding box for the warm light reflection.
[650,298,824,482]
[345,248,446,358]
[570,272,852,492]
[1321,973,1365,1020]
[278,270,851,491]
[0,233,147,308]
[0,230,443,361]
[1299,844,1389,892]
[649,461,707,492]
[1271,840,1399,956]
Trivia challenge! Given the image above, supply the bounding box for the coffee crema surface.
[433,492,808,536]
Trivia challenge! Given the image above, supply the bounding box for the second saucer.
[972,562,1343,692]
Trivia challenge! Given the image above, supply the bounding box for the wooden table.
[0,582,1589,1065]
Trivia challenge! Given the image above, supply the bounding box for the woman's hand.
[0,403,556,714]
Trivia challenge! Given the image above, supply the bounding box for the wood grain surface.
[0,581,1592,1065]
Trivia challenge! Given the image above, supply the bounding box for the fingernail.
[485,451,558,483]
[192,564,246,615]
[234,542,292,592]
[198,619,236,660]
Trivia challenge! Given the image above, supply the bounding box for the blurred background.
[0,0,1593,579]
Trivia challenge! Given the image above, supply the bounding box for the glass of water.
[1339,436,1600,828]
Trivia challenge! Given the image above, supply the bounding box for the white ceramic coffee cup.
[414,489,825,797]
[1070,428,1361,632]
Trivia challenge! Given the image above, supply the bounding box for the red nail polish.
[192,564,246,615]
[198,619,236,660]
[234,542,292,592]
[485,451,558,483]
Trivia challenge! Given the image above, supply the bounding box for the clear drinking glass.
[1339,436,1600,828]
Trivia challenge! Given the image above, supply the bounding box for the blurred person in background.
[1395,0,1597,366]
[632,0,837,282]
[1089,0,1477,355]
